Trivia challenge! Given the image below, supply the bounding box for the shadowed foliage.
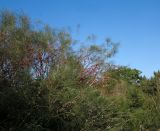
[0,10,160,131]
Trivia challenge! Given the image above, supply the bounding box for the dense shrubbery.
[0,10,160,131]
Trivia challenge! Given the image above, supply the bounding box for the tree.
[3,10,160,131]
[77,38,119,86]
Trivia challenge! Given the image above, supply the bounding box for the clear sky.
[1,0,160,77]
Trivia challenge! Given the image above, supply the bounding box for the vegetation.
[0,10,160,131]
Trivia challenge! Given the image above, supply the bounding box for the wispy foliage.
[0,10,160,131]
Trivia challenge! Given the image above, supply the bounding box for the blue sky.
[1,0,160,77]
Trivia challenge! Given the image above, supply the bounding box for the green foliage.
[0,10,160,131]
[108,66,142,85]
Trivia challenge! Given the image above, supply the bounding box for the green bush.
[0,10,160,131]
